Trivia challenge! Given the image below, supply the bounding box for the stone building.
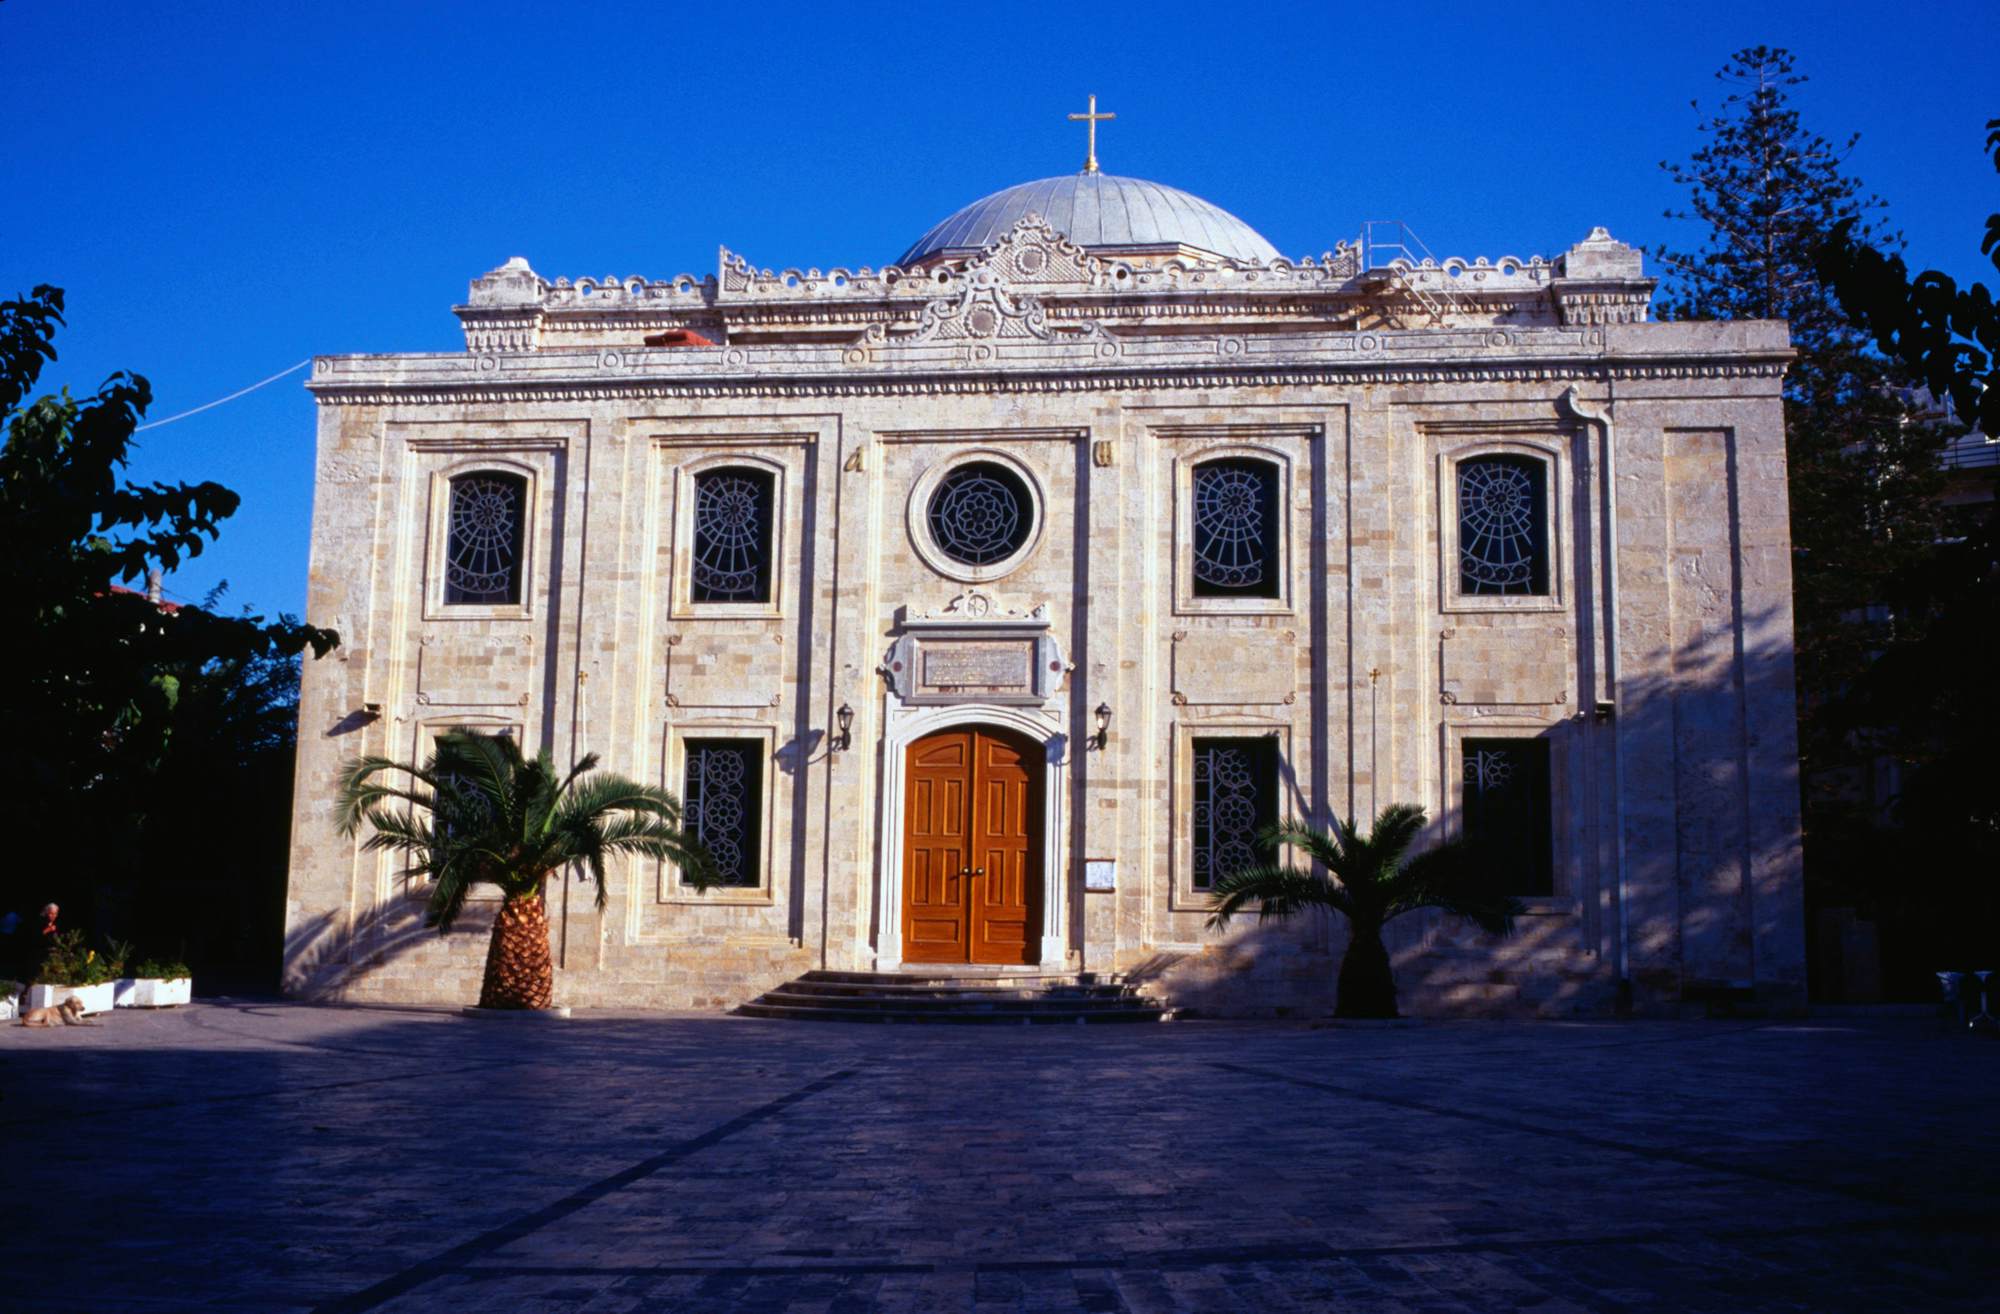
[283,160,1807,1016]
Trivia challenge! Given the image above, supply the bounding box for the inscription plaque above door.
[886,590,1067,706]
[921,642,1032,694]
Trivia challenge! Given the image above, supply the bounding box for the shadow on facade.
[1125,600,1807,1019]
[282,891,491,998]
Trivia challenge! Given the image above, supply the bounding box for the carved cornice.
[1555,285,1655,327]
[459,218,1608,352]
[310,356,1789,406]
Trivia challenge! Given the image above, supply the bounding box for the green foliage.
[1817,118,2000,437]
[104,938,134,980]
[1655,48,1946,777]
[1207,804,1521,935]
[35,930,118,986]
[337,730,719,933]
[132,958,192,980]
[1806,114,2000,981]
[0,284,340,970]
[1207,804,1520,1017]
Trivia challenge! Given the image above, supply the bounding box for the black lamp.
[1090,702,1112,751]
[834,703,854,752]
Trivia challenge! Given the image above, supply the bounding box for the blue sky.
[3,0,1994,619]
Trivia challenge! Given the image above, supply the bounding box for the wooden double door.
[901,727,1042,965]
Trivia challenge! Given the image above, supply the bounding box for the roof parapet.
[1552,228,1654,326]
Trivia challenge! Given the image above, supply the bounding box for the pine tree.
[1656,47,1945,781]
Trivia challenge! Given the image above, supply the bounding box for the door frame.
[876,704,1068,971]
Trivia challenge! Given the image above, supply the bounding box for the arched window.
[1192,457,1280,598]
[444,472,526,605]
[926,460,1035,568]
[691,467,774,603]
[1457,455,1548,596]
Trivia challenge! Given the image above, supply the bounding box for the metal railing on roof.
[1354,220,1450,326]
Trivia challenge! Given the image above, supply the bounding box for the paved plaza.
[3,1003,1996,1312]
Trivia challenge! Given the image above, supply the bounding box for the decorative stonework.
[448,221,1657,353]
[870,266,1105,350]
[884,592,1066,707]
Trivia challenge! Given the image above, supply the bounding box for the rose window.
[926,461,1034,567]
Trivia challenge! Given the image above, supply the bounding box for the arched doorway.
[901,725,1043,965]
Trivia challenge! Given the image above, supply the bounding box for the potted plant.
[109,938,141,1007]
[124,958,193,1008]
[0,979,22,1022]
[25,930,119,1015]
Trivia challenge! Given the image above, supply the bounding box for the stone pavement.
[2,1003,1995,1312]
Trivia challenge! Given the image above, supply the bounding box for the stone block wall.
[284,313,1804,1017]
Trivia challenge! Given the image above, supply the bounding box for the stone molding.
[449,215,1644,352]
[309,356,1789,406]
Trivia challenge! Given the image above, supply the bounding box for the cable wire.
[135,359,311,431]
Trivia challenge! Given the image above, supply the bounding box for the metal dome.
[897,173,1281,266]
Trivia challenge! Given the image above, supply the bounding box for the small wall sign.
[1084,859,1116,892]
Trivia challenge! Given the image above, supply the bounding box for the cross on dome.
[1066,95,1115,175]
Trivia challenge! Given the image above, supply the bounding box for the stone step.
[780,980,1136,1000]
[800,969,1104,987]
[737,1000,1167,1025]
[739,968,1167,1025]
[756,988,1151,1013]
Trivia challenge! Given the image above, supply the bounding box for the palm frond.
[1386,842,1523,935]
[1206,863,1346,929]
[1362,803,1429,873]
[589,813,720,890]
[425,852,481,932]
[352,805,437,861]
[557,751,603,798]
[339,739,714,931]
[558,774,688,828]
[335,755,442,836]
[1263,820,1347,878]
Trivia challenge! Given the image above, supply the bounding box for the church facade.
[283,168,1806,1016]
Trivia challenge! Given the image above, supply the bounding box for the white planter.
[113,977,140,1007]
[0,990,18,1022]
[130,977,191,1008]
[25,982,115,1015]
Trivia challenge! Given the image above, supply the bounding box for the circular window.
[909,454,1044,581]
[926,461,1034,566]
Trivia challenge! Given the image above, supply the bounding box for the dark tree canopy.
[1817,118,2000,437]
[0,284,338,979]
[1656,48,1946,779]
[1809,117,2000,975]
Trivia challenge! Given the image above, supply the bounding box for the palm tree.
[336,731,716,1010]
[1207,803,1520,1019]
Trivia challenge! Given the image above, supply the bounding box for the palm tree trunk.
[1335,918,1398,1019]
[478,894,554,1009]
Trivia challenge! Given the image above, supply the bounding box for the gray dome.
[897,173,1281,266]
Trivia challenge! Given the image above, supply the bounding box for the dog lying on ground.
[19,996,93,1027]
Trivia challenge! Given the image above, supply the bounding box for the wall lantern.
[833,703,854,753]
[1090,702,1112,751]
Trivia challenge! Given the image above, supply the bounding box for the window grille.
[444,473,526,605]
[1191,737,1279,890]
[926,461,1034,567]
[691,468,774,603]
[683,738,762,888]
[1193,458,1281,597]
[1461,737,1553,895]
[1457,456,1548,596]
